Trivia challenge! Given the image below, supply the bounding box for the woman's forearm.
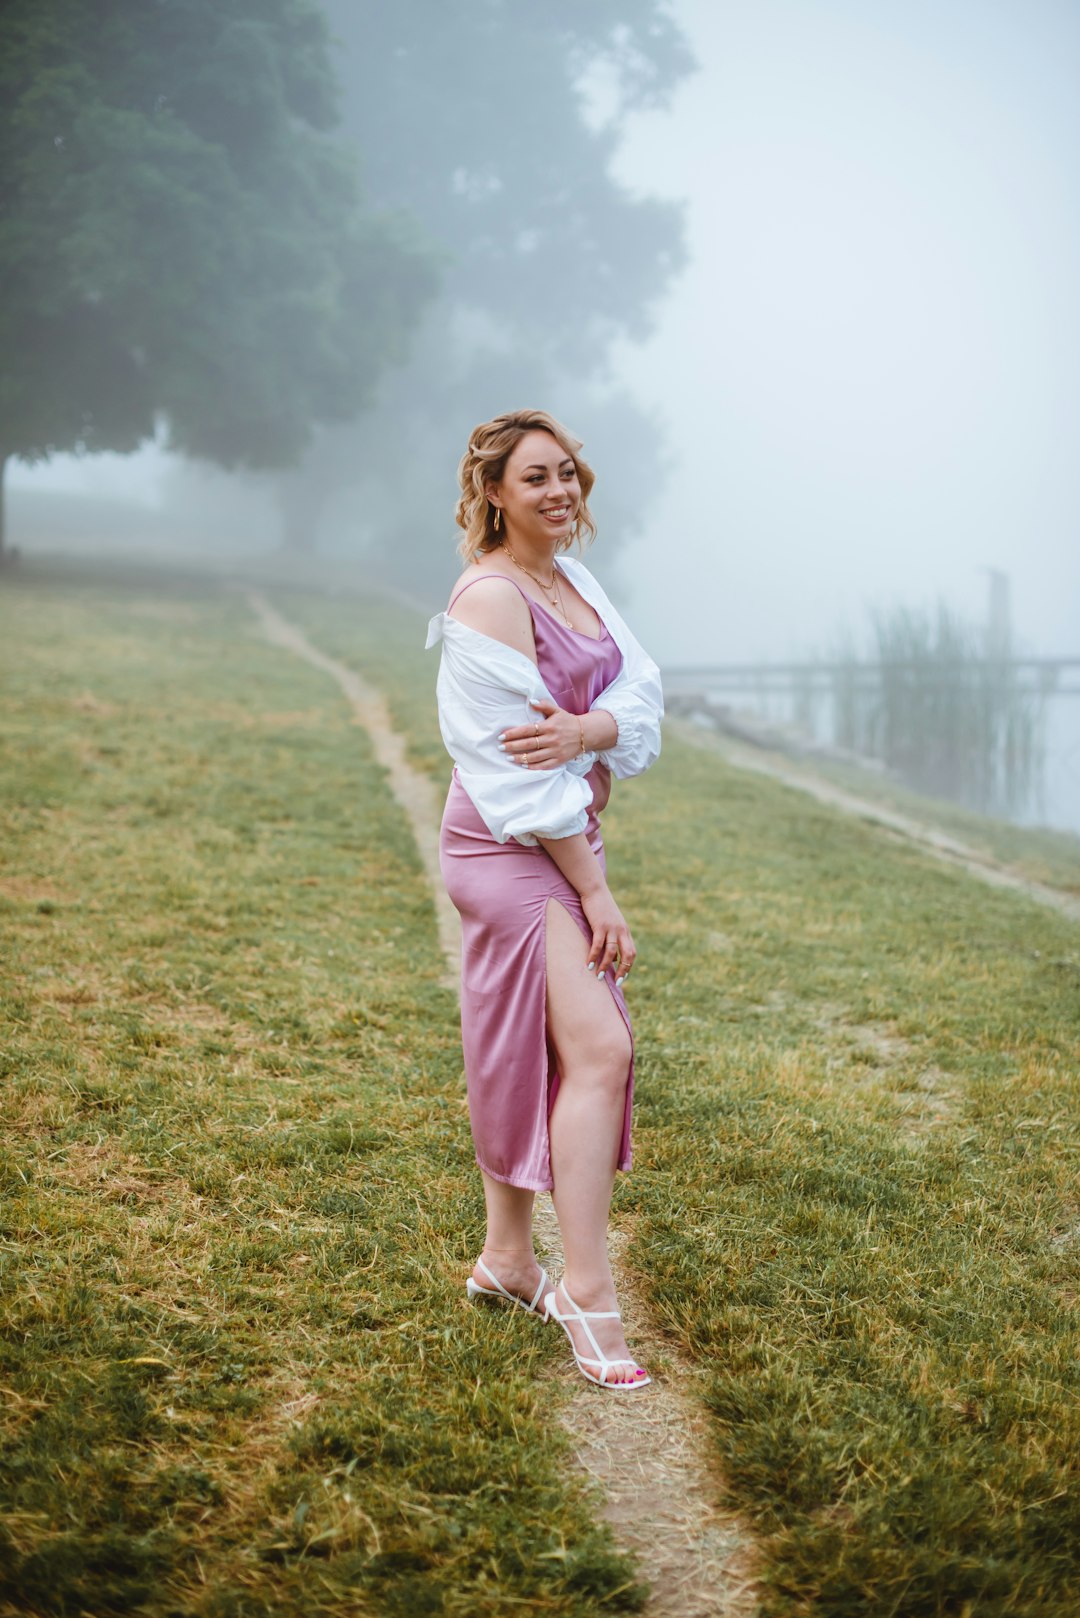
[538,826,632,976]
[582,708,618,751]
[537,830,607,898]
[535,718,616,894]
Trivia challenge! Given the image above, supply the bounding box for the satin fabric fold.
[438,581,633,1190]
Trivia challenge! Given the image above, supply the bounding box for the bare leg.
[471,1172,545,1302]
[545,899,643,1384]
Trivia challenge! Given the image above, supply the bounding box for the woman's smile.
[488,428,583,544]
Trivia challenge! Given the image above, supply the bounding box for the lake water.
[689,685,1080,838]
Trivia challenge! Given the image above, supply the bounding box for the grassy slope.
[0,564,643,1617]
[768,742,1080,897]
[283,581,1080,1618]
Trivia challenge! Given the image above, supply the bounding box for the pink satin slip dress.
[438,572,630,1191]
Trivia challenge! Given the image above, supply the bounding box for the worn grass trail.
[0,564,648,1616]
[248,590,757,1618]
[671,722,1080,923]
[282,581,1080,1618]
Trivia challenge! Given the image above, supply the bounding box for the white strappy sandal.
[544,1282,651,1390]
[465,1257,551,1318]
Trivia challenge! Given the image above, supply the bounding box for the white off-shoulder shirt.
[425,556,664,846]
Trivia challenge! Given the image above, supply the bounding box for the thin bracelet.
[578,718,586,758]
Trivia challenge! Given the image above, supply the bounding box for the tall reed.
[827,600,1047,819]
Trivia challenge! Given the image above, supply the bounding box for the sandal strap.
[559,1282,621,1321]
[548,1287,648,1388]
[558,1283,626,1375]
[475,1256,515,1303]
[566,1343,643,1385]
[476,1257,548,1313]
[528,1267,549,1312]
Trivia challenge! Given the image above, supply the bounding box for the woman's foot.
[467,1249,548,1314]
[546,1278,648,1388]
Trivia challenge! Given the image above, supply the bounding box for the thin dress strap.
[448,573,532,614]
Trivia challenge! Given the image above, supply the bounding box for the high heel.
[465,1257,550,1317]
[544,1282,651,1390]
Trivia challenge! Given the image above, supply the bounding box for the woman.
[426,409,663,1390]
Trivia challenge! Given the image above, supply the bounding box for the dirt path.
[676,721,1080,924]
[248,593,461,990]
[249,592,758,1618]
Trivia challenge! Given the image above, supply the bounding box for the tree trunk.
[277,471,327,554]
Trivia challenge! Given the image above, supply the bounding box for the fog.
[605,0,1080,671]
[9,0,1079,828]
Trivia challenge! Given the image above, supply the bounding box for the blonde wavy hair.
[455,409,597,564]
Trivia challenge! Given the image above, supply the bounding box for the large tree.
[271,1,694,592]
[0,0,438,556]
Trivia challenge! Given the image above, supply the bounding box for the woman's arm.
[429,615,595,847]
[537,832,635,982]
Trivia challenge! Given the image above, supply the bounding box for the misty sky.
[13,0,1078,675]
[603,0,1080,668]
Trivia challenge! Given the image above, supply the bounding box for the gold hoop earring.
[493,508,501,533]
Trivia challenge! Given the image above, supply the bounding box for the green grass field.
[763,741,1080,899]
[0,562,642,1617]
[3,556,1079,1618]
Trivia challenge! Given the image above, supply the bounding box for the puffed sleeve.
[591,646,664,779]
[426,614,594,846]
[580,590,664,779]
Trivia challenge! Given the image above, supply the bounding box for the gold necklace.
[503,544,574,629]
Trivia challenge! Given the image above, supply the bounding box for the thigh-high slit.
[440,770,633,1192]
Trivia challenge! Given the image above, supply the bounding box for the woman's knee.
[563,1024,631,1104]
[544,898,632,1101]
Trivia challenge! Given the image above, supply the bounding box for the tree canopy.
[0,0,438,549]
[273,0,695,583]
[337,2,691,361]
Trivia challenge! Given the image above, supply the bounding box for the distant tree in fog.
[0,0,438,558]
[272,1,694,586]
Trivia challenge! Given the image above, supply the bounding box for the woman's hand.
[499,699,582,770]
[580,885,636,983]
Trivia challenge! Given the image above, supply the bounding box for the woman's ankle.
[481,1241,537,1263]
[559,1271,618,1308]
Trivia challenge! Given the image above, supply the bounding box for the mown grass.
[282,575,1080,1618]
[0,561,644,1617]
[614,744,1079,1618]
[783,741,1080,898]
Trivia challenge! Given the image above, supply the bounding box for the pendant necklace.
[504,543,574,629]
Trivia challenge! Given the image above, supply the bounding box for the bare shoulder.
[447,565,536,660]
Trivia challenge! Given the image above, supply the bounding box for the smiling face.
[488,430,582,548]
